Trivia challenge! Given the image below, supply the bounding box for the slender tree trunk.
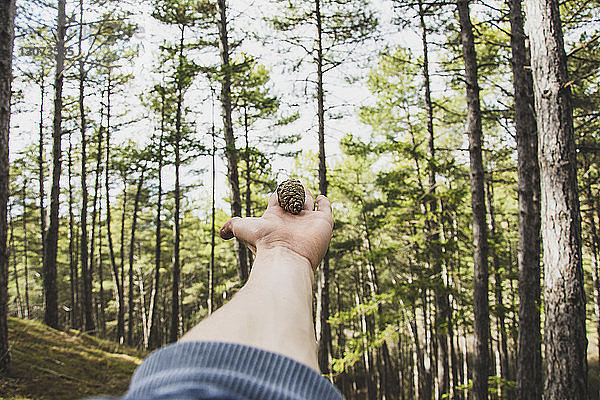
[486,175,510,398]
[86,99,104,334]
[77,0,90,333]
[509,1,542,398]
[136,264,148,348]
[9,204,22,318]
[105,72,125,343]
[456,2,489,399]
[417,1,449,397]
[208,103,216,315]
[217,0,248,283]
[74,220,80,327]
[148,95,165,350]
[22,189,30,319]
[314,0,332,377]
[170,26,184,344]
[43,0,66,329]
[244,105,253,266]
[98,194,105,336]
[20,185,30,319]
[127,169,144,346]
[524,0,587,398]
[38,70,46,275]
[68,131,77,329]
[120,182,127,327]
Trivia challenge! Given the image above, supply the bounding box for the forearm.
[180,247,318,370]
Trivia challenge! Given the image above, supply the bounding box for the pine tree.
[509,0,542,397]
[43,0,67,329]
[456,1,489,398]
[0,0,16,375]
[524,0,588,397]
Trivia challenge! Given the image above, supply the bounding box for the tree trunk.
[78,0,90,333]
[22,187,30,319]
[128,169,144,346]
[524,0,587,398]
[170,26,184,344]
[38,70,46,276]
[120,182,127,327]
[417,1,449,397]
[86,98,104,335]
[148,94,165,350]
[509,0,542,398]
[456,1,489,399]
[1,0,16,373]
[486,175,510,398]
[208,105,216,315]
[43,0,66,329]
[68,130,77,329]
[9,203,22,318]
[98,195,105,336]
[244,105,253,266]
[105,72,125,343]
[217,0,248,283]
[136,264,148,348]
[314,0,332,378]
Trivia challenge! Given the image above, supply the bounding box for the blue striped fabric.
[90,342,343,400]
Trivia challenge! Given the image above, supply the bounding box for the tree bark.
[456,1,489,399]
[38,70,46,277]
[44,0,66,329]
[128,169,144,346]
[9,203,22,318]
[244,105,253,266]
[524,0,588,398]
[208,104,216,315]
[170,26,184,344]
[217,0,248,284]
[486,175,510,399]
[314,0,332,378]
[509,0,542,398]
[105,72,125,343]
[78,0,89,333]
[120,182,127,329]
[87,97,104,335]
[68,130,77,329]
[148,94,165,350]
[0,0,15,371]
[417,1,449,397]
[22,185,30,319]
[97,193,105,336]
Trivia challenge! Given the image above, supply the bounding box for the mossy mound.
[0,318,145,400]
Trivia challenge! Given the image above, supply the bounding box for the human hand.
[219,189,333,271]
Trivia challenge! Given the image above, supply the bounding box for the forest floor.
[0,318,145,400]
[2,316,600,399]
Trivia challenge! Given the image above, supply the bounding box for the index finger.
[316,195,332,216]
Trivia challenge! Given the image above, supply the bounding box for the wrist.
[256,243,314,269]
[250,245,315,285]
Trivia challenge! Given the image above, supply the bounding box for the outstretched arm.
[179,189,333,371]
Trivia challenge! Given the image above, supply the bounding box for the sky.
[9,0,449,215]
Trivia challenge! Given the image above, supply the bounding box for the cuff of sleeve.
[123,341,343,400]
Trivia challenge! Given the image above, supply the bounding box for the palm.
[220,191,333,270]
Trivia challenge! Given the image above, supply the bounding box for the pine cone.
[277,179,305,214]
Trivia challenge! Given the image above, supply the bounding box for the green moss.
[0,318,145,400]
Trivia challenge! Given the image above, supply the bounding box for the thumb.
[219,217,262,246]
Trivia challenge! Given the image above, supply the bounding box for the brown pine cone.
[277,179,305,214]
